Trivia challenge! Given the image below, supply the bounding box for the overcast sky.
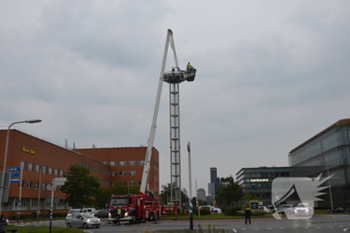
[1,0,350,195]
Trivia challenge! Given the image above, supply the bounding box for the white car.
[294,203,313,216]
[66,213,101,229]
[259,206,272,214]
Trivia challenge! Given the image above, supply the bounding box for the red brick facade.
[0,129,159,217]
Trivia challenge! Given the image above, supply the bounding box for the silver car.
[66,212,101,229]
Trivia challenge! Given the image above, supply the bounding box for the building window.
[54,169,58,176]
[48,168,52,175]
[129,171,136,176]
[111,171,116,176]
[27,181,32,189]
[20,180,24,188]
[28,163,33,171]
[138,160,145,165]
[35,165,41,172]
[60,170,64,176]
[110,161,117,166]
[102,161,108,165]
[35,182,40,189]
[20,161,26,170]
[129,181,136,185]
[42,183,46,190]
[120,171,127,176]
[120,161,126,166]
[129,161,136,165]
[42,166,46,174]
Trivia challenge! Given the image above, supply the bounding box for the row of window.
[102,160,145,166]
[21,161,66,176]
[111,171,136,176]
[17,180,59,191]
[108,181,141,186]
[290,126,350,166]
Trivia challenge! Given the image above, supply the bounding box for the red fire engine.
[108,192,160,224]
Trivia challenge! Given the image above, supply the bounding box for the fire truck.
[108,29,194,224]
[108,192,160,224]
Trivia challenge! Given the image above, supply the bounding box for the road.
[10,215,350,233]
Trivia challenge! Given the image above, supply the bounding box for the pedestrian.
[0,215,7,233]
[245,205,251,225]
[117,208,121,225]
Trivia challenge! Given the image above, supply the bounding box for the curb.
[9,221,47,225]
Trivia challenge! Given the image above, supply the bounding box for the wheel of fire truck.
[112,220,118,224]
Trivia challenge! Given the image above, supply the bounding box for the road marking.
[232,229,237,233]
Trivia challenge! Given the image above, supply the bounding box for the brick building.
[0,129,159,217]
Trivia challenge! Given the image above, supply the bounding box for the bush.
[194,208,211,215]
[224,207,243,216]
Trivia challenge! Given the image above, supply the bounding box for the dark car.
[93,209,109,218]
[327,207,349,213]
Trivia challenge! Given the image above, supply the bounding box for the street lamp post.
[326,166,334,210]
[0,119,42,217]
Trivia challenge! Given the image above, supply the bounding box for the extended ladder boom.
[140,29,179,193]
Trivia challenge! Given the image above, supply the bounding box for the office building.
[196,188,206,202]
[0,129,159,217]
[236,166,324,206]
[289,119,350,208]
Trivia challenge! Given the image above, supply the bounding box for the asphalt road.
[10,215,350,233]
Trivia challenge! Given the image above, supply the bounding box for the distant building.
[210,167,220,195]
[208,183,215,196]
[197,188,206,201]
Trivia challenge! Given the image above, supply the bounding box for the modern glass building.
[236,167,290,205]
[289,119,350,208]
[236,166,324,206]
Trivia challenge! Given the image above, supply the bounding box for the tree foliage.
[159,183,188,208]
[60,164,100,208]
[215,175,243,207]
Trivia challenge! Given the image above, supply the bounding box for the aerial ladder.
[140,29,196,209]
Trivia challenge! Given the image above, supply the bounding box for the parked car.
[259,205,272,214]
[66,212,101,229]
[93,209,109,218]
[276,204,296,215]
[199,205,222,214]
[327,207,350,213]
[294,203,313,216]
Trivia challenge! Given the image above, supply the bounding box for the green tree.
[215,175,243,207]
[93,187,113,208]
[111,182,141,195]
[159,183,188,209]
[60,164,100,208]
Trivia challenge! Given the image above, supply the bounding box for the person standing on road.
[245,205,251,225]
[0,215,8,233]
[117,208,121,225]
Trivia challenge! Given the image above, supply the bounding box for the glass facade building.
[236,166,324,206]
[289,119,350,208]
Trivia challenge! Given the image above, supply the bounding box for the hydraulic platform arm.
[140,29,179,193]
